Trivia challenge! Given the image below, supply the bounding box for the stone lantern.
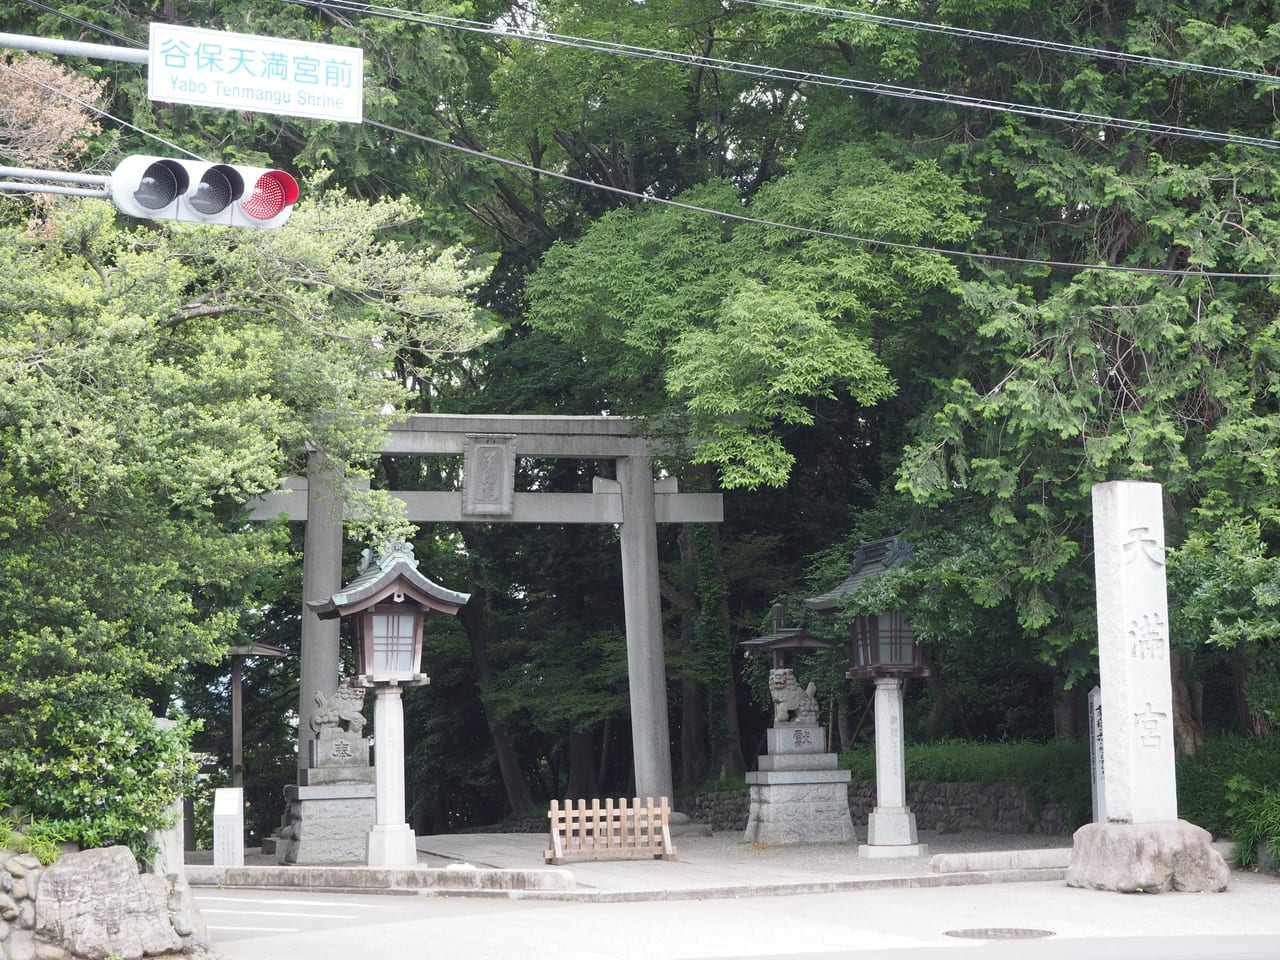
[739,604,854,845]
[807,535,929,858]
[309,541,469,866]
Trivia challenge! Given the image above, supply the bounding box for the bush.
[1177,735,1280,865]
[0,814,69,864]
[0,696,197,865]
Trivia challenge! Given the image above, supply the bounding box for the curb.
[185,863,575,895]
[186,863,1067,901]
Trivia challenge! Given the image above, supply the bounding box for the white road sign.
[148,23,363,123]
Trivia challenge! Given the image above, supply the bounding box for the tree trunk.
[1231,650,1271,739]
[597,715,613,790]
[672,526,711,787]
[706,522,746,779]
[458,587,536,817]
[923,653,950,739]
[1052,673,1079,740]
[836,685,853,751]
[679,676,710,786]
[1171,653,1206,756]
[564,726,600,800]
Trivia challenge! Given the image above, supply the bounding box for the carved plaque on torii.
[462,434,516,517]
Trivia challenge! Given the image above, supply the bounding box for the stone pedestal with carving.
[277,685,377,865]
[745,725,855,845]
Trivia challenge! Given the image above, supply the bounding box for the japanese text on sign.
[148,23,363,123]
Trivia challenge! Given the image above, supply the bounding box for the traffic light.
[109,156,299,229]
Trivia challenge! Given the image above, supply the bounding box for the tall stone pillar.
[861,677,926,858]
[618,452,674,801]
[1091,480,1177,823]
[298,450,344,775]
[1067,481,1229,893]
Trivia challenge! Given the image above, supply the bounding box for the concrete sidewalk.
[185,829,1077,901]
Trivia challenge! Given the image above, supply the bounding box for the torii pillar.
[297,448,344,772]
[618,451,673,800]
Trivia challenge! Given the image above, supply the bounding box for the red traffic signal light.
[110,156,299,229]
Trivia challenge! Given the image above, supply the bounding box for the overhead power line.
[13,0,1280,152]
[13,0,140,47]
[366,119,1280,280]
[281,0,1280,153]
[7,5,1280,277]
[730,0,1280,86]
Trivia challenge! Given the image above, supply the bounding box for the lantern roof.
[307,541,470,620]
[227,642,286,658]
[804,535,914,613]
[739,603,835,660]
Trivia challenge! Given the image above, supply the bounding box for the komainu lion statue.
[310,677,367,736]
[769,668,819,725]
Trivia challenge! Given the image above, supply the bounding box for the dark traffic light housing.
[110,156,299,229]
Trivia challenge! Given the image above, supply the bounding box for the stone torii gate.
[252,414,724,803]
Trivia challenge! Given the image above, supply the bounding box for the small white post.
[367,685,418,867]
[213,787,244,867]
[1089,685,1107,822]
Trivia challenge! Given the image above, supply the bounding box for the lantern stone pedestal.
[859,677,927,858]
[367,684,418,867]
[277,730,376,865]
[745,724,855,845]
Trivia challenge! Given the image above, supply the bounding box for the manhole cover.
[944,928,1055,940]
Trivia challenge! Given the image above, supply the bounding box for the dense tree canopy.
[6,0,1280,837]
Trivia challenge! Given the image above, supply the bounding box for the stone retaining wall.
[679,780,1072,836]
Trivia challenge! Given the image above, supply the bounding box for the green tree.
[0,184,492,842]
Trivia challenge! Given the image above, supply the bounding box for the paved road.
[198,875,1280,960]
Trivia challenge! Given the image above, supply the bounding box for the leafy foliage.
[0,697,196,863]
[0,168,490,844]
[10,0,1280,832]
[527,146,973,487]
[1177,735,1280,864]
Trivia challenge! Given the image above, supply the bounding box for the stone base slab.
[367,824,419,867]
[299,766,375,787]
[744,778,855,846]
[1066,820,1230,893]
[860,842,929,859]
[757,753,838,772]
[867,806,919,847]
[747,769,851,787]
[286,783,376,801]
[279,783,377,865]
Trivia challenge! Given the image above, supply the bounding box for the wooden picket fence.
[544,796,677,865]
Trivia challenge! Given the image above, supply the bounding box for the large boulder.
[33,847,183,959]
[1066,820,1230,893]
